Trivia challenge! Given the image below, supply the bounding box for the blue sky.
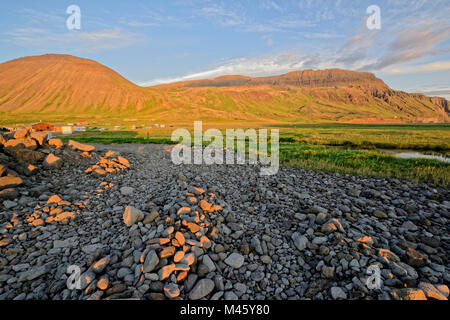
[0,0,449,98]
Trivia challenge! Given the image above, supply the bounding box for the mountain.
[153,69,387,89]
[0,54,448,123]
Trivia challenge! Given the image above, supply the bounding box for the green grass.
[280,143,449,188]
[271,123,450,152]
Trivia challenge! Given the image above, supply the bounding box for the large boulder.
[4,138,38,151]
[8,149,45,163]
[48,138,64,149]
[0,176,23,190]
[43,154,63,170]
[68,140,95,152]
[13,129,29,139]
[30,132,48,146]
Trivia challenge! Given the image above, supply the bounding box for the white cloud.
[405,85,450,100]
[140,52,336,86]
[381,61,450,75]
[6,27,145,53]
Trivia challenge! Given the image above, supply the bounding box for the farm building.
[75,120,88,126]
[25,122,55,132]
[54,125,73,135]
[73,126,87,132]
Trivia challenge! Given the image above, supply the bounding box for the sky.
[0,0,449,99]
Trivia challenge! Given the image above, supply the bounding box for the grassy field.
[61,123,450,188]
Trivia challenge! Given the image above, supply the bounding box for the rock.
[0,164,6,177]
[120,186,134,196]
[224,291,238,300]
[292,232,308,251]
[4,138,37,151]
[97,276,109,290]
[143,210,159,224]
[48,138,64,149]
[9,149,44,163]
[418,282,448,300]
[330,287,347,300]
[14,129,29,139]
[321,222,337,233]
[406,248,427,267]
[260,255,271,264]
[68,140,95,152]
[143,250,159,273]
[0,188,19,200]
[202,255,216,272]
[3,200,17,209]
[322,266,335,279]
[250,236,263,255]
[373,210,388,219]
[30,132,48,146]
[402,221,418,231]
[164,283,180,299]
[43,154,62,170]
[93,168,107,177]
[390,288,427,300]
[18,265,49,282]
[189,279,215,300]
[240,243,250,255]
[123,206,144,227]
[0,176,23,190]
[224,253,245,269]
[92,256,110,273]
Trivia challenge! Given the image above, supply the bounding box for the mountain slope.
[0,54,160,114]
[0,54,448,123]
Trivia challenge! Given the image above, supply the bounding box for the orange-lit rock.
[116,156,130,168]
[176,271,188,282]
[43,154,62,170]
[418,282,448,300]
[188,197,197,204]
[378,249,400,263]
[175,232,186,246]
[187,222,200,233]
[68,140,95,152]
[97,276,109,290]
[164,283,180,299]
[181,253,195,266]
[159,238,171,245]
[159,264,176,280]
[390,288,427,300]
[123,206,144,227]
[93,168,107,177]
[174,251,185,263]
[160,246,176,258]
[177,207,191,215]
[0,176,23,190]
[193,187,205,194]
[48,138,64,149]
[406,248,428,267]
[199,199,212,212]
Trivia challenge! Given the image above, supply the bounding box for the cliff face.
[153,69,388,89]
[430,97,449,113]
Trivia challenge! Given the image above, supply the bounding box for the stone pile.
[85,150,130,177]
